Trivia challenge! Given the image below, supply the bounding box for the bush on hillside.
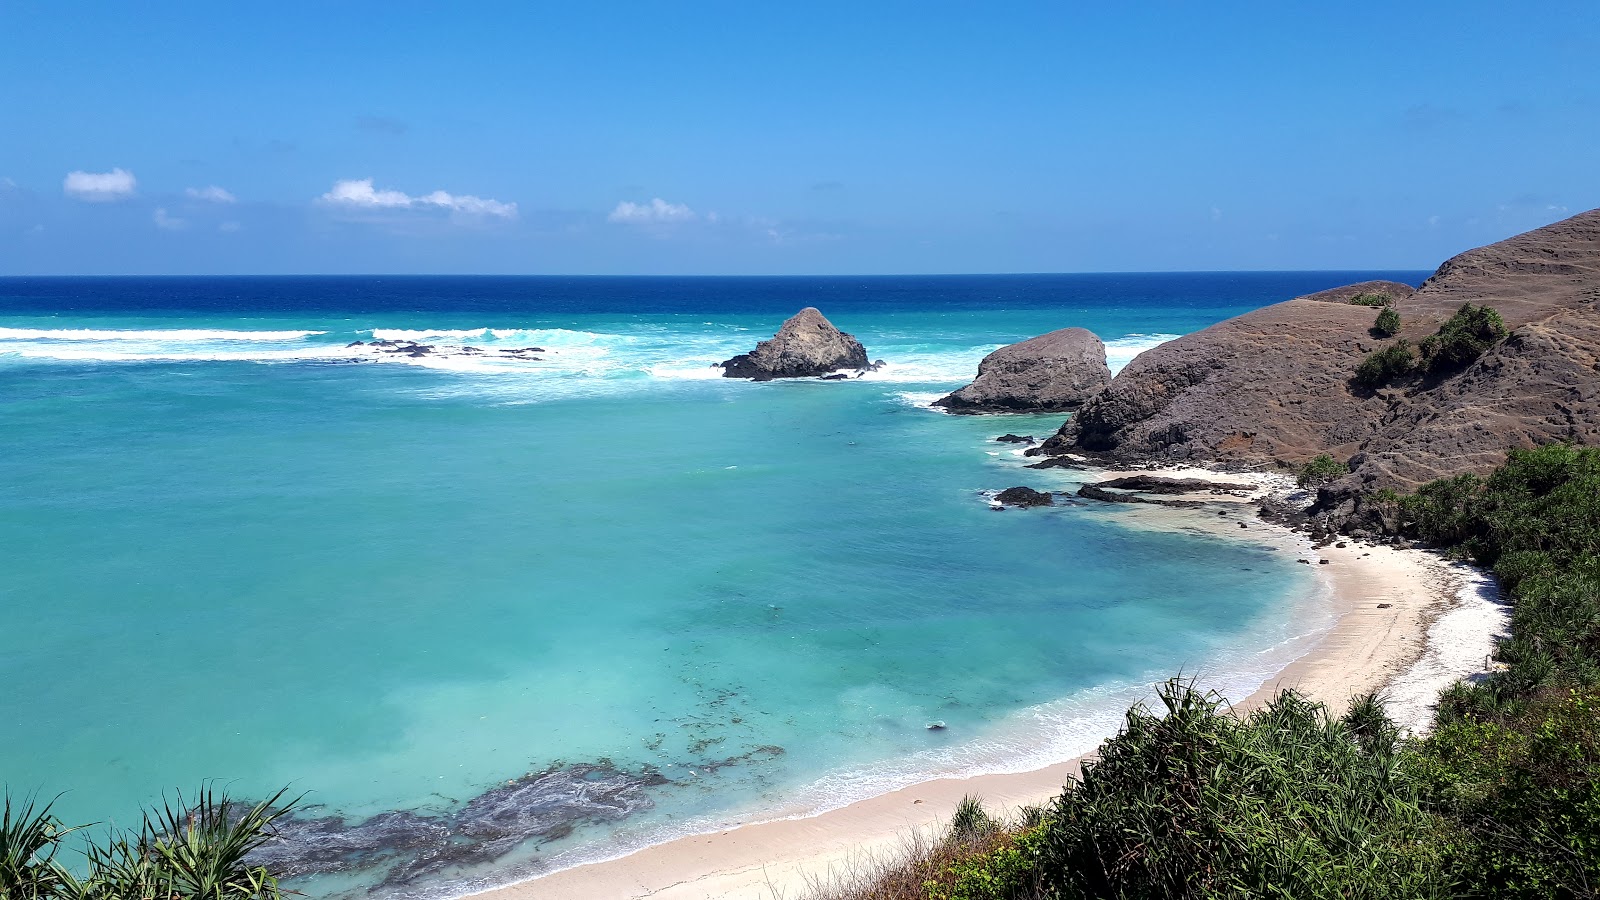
[1374,306,1402,337]
[1298,453,1347,488]
[1356,339,1419,387]
[1418,303,1507,373]
[1349,292,1393,307]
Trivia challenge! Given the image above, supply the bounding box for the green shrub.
[1375,306,1402,337]
[1349,292,1393,307]
[1418,304,1507,373]
[1396,444,1600,896]
[925,825,1048,900]
[1034,681,1452,900]
[1356,339,1419,387]
[1298,453,1347,488]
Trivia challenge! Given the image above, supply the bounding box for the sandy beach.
[474,468,1505,900]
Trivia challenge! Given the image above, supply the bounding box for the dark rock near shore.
[1097,475,1251,494]
[248,763,663,884]
[934,328,1112,413]
[1032,210,1600,510]
[720,308,871,380]
[994,486,1055,507]
[1024,456,1086,470]
[1077,483,1158,504]
[995,434,1036,443]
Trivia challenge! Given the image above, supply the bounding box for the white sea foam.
[1384,564,1507,733]
[892,391,947,410]
[1104,333,1179,374]
[0,327,324,342]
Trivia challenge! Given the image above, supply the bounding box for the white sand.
[471,467,1505,900]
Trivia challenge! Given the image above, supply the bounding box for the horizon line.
[0,267,1436,280]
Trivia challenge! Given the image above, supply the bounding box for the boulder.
[933,328,1112,413]
[720,308,871,380]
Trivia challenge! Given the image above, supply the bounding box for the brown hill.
[1034,209,1600,493]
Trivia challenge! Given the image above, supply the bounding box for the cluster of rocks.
[344,339,544,361]
[719,308,883,380]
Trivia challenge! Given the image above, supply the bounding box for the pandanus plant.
[0,787,297,900]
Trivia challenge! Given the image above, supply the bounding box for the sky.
[1,1,1596,275]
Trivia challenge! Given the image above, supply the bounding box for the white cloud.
[318,178,517,219]
[608,198,696,224]
[64,168,137,202]
[152,207,187,231]
[185,185,236,203]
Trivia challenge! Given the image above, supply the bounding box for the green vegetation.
[811,443,1600,900]
[1355,303,1506,388]
[1418,304,1507,373]
[1374,306,1402,337]
[1355,338,1419,387]
[1349,292,1393,307]
[1034,684,1449,899]
[0,787,295,900]
[1297,452,1346,487]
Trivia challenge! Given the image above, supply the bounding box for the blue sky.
[1,1,1595,275]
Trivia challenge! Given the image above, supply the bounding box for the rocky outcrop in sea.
[720,307,879,380]
[934,327,1111,413]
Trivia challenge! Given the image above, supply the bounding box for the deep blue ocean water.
[0,272,1424,897]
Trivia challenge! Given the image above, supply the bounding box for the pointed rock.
[720,307,872,380]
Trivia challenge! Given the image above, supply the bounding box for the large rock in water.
[933,327,1112,413]
[1033,208,1600,492]
[720,307,871,380]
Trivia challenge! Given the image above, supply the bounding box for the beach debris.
[1377,603,1393,609]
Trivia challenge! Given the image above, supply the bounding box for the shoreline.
[469,466,1504,900]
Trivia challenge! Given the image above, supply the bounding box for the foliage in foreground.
[0,787,293,900]
[814,443,1600,900]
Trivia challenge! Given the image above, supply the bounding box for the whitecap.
[1104,333,1179,374]
[0,327,325,342]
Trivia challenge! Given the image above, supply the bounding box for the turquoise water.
[0,275,1412,897]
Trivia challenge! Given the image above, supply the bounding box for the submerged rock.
[720,308,871,380]
[247,762,666,886]
[995,434,1036,444]
[934,328,1111,414]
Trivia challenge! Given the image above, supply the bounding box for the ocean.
[0,272,1424,897]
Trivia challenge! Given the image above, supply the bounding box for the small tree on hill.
[1298,453,1347,488]
[1374,306,1401,337]
[1418,303,1506,373]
